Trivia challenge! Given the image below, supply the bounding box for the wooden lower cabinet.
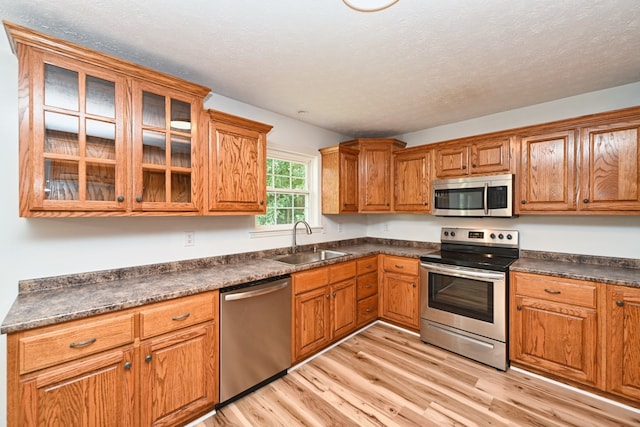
[140,322,216,427]
[356,255,379,326]
[607,285,640,401]
[510,273,600,387]
[8,291,218,427]
[292,261,357,362]
[380,256,420,330]
[17,346,136,426]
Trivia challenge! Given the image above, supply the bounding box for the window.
[255,148,318,230]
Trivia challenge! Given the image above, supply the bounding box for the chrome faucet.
[292,220,312,254]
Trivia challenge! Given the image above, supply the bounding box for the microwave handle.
[484,182,489,215]
[421,263,505,281]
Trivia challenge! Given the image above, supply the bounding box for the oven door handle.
[421,263,505,281]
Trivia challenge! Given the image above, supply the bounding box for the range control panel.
[440,227,519,248]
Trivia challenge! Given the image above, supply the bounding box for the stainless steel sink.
[272,250,349,265]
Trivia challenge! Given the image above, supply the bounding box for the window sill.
[250,226,324,239]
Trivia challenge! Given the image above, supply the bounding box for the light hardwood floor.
[198,323,640,426]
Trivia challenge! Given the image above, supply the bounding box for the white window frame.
[251,145,322,237]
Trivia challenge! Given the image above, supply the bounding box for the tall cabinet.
[7,21,210,217]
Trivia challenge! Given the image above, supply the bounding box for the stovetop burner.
[420,227,519,272]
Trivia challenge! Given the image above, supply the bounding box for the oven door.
[420,262,506,342]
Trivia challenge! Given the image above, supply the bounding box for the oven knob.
[490,233,496,239]
[507,234,513,240]
[450,231,456,237]
[444,231,449,236]
[498,233,504,239]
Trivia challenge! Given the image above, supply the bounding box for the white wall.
[373,84,640,258]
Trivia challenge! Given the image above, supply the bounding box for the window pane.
[170,99,191,133]
[294,209,306,221]
[86,119,115,160]
[292,178,305,190]
[143,130,166,165]
[276,193,292,208]
[266,174,273,187]
[276,208,292,224]
[142,92,165,128]
[292,162,306,178]
[274,176,291,189]
[45,112,78,155]
[294,194,306,208]
[273,159,290,176]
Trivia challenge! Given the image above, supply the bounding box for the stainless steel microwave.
[432,173,515,217]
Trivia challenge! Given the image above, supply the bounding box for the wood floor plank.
[198,323,640,427]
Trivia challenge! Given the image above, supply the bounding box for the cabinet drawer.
[357,256,378,275]
[357,295,378,325]
[382,255,419,276]
[140,292,216,339]
[19,312,135,374]
[330,261,356,283]
[513,273,597,308]
[293,267,329,294]
[357,271,378,300]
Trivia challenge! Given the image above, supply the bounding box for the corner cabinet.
[206,110,272,214]
[341,138,407,213]
[7,21,211,217]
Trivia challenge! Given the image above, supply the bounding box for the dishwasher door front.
[219,275,291,405]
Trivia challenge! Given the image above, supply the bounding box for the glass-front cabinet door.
[30,52,127,212]
[132,81,200,212]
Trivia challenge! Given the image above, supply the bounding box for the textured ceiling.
[1,0,639,137]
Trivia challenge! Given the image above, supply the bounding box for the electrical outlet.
[184,231,195,247]
[383,223,389,232]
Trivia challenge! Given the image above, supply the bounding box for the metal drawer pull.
[172,312,191,321]
[395,264,404,269]
[544,289,561,295]
[69,338,97,348]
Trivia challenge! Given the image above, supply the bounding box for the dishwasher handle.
[224,281,289,301]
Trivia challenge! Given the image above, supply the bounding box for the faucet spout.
[292,220,312,254]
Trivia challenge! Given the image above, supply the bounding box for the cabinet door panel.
[581,121,640,211]
[394,149,430,212]
[380,273,419,329]
[607,286,640,400]
[512,296,598,387]
[435,145,468,177]
[340,151,359,212]
[471,138,511,174]
[517,130,577,212]
[360,144,393,211]
[331,279,357,339]
[19,347,135,427]
[294,286,331,361]
[140,323,216,427]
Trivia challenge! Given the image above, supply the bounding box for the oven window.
[434,187,484,210]
[428,272,493,323]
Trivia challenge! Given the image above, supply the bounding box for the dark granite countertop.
[510,257,640,288]
[5,239,638,335]
[1,241,435,334]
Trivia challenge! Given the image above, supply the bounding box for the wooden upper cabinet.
[206,110,272,214]
[434,137,512,178]
[393,147,431,212]
[579,119,640,212]
[516,130,577,213]
[132,81,205,213]
[341,138,406,213]
[319,145,359,214]
[7,21,211,217]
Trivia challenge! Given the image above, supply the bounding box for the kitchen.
[1,1,640,425]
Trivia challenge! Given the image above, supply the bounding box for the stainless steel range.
[419,227,519,370]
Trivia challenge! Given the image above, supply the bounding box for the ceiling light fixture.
[342,0,399,12]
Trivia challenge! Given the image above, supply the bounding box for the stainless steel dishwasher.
[218,274,291,406]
